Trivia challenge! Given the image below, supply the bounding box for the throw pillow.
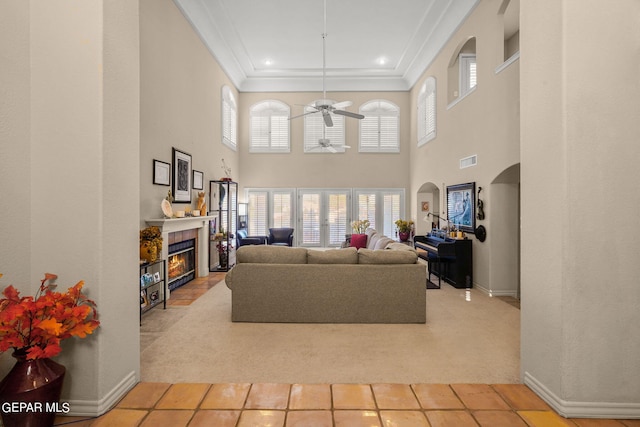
[350,233,367,249]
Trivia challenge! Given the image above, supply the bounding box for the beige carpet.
[140,280,520,384]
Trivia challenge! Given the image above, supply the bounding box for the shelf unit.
[209,180,237,272]
[140,259,166,321]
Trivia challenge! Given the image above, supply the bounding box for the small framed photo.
[192,170,204,190]
[149,290,159,302]
[153,160,171,186]
[421,201,430,212]
[172,148,192,203]
[153,272,161,283]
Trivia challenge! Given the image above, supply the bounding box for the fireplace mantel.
[146,216,215,281]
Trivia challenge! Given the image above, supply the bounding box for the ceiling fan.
[289,0,365,129]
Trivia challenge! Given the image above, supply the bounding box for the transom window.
[221,85,237,150]
[303,101,345,153]
[250,100,290,153]
[359,100,400,153]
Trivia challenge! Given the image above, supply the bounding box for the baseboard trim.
[524,372,640,419]
[66,370,138,417]
[473,283,518,298]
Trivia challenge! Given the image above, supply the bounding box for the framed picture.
[153,160,170,186]
[192,170,204,190]
[446,182,476,234]
[421,201,430,212]
[172,148,192,203]
[153,272,161,283]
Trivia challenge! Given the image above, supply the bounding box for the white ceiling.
[173,0,480,92]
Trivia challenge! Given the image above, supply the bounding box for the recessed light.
[376,57,387,65]
[264,58,273,66]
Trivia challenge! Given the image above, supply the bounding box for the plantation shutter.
[327,193,348,246]
[300,193,321,245]
[248,191,268,236]
[382,193,401,237]
[272,192,292,228]
[250,101,290,152]
[359,100,399,153]
[357,193,376,230]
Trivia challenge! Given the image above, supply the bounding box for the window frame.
[249,100,291,153]
[417,77,437,147]
[359,100,400,153]
[221,85,237,151]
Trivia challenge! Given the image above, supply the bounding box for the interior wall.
[1,0,141,413]
[521,0,640,417]
[408,0,520,292]
[237,91,411,206]
[140,0,240,226]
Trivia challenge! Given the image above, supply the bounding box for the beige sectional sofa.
[225,244,426,323]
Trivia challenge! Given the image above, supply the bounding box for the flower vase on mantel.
[0,349,66,427]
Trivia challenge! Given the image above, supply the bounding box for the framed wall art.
[192,170,204,190]
[153,160,170,186]
[172,148,192,203]
[446,182,476,234]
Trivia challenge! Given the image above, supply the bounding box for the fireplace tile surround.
[146,216,215,296]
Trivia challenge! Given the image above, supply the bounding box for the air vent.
[460,155,478,169]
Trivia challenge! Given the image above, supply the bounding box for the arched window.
[359,100,400,153]
[250,100,290,153]
[303,101,345,153]
[447,37,477,105]
[221,85,237,150]
[418,77,436,146]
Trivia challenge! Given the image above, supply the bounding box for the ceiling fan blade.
[322,110,333,127]
[343,145,351,149]
[289,110,319,121]
[327,145,337,153]
[331,101,352,109]
[333,110,365,120]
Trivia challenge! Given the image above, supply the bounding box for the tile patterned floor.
[55,383,639,426]
[55,275,638,426]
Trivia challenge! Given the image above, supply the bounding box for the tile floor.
[55,382,639,426]
[54,274,638,426]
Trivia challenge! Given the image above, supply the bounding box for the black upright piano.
[414,232,473,288]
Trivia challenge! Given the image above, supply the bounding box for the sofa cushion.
[236,245,308,264]
[374,236,396,250]
[386,242,417,252]
[367,233,381,250]
[308,247,358,264]
[358,248,418,264]
[350,234,367,249]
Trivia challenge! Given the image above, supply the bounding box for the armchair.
[236,229,267,247]
[267,228,294,246]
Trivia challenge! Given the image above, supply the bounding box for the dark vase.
[0,349,66,427]
[398,231,410,242]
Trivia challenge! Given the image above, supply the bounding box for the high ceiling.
[174,0,480,92]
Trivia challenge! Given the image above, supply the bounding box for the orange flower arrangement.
[0,273,100,360]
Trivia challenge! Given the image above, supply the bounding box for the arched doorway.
[416,182,441,235]
[489,163,521,298]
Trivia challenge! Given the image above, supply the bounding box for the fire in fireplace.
[168,238,195,291]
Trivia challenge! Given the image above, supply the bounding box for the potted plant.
[394,219,415,242]
[350,219,370,235]
[0,273,100,426]
[140,226,163,263]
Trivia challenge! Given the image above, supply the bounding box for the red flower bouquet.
[0,273,100,360]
